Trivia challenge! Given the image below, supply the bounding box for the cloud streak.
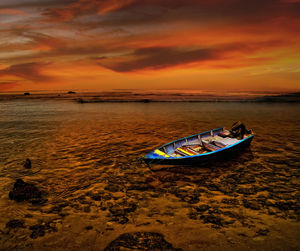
[0,62,54,82]
[0,0,299,91]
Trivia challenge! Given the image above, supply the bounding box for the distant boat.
[143,125,254,165]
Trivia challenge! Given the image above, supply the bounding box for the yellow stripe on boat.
[177,148,193,156]
[154,149,170,157]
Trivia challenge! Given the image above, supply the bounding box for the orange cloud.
[0,81,19,91]
[0,62,54,82]
[0,8,26,15]
[0,0,299,92]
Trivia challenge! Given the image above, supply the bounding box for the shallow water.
[0,100,299,250]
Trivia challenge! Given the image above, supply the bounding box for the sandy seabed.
[0,99,299,250]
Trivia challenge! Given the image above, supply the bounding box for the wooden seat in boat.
[202,141,221,152]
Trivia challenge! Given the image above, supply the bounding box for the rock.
[109,201,137,217]
[265,199,276,206]
[183,195,200,204]
[6,219,25,229]
[85,226,93,230]
[23,158,31,169]
[188,212,198,220]
[222,198,239,205]
[90,194,101,201]
[104,232,182,250]
[215,184,235,194]
[201,214,223,226]
[268,207,277,215]
[104,184,122,192]
[170,187,201,204]
[274,200,295,211]
[127,183,152,191]
[243,199,261,210]
[256,228,269,236]
[236,187,257,195]
[24,92,30,96]
[195,204,210,212]
[30,225,45,239]
[9,179,45,203]
[83,206,90,213]
[116,216,129,224]
[29,222,57,239]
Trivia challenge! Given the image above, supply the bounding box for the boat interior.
[156,127,251,158]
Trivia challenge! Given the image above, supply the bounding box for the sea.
[0,99,299,250]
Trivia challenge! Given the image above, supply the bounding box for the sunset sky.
[0,0,299,93]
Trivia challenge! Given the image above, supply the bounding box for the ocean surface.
[0,100,299,250]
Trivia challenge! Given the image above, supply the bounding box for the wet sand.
[0,100,299,250]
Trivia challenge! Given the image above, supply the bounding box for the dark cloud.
[41,0,300,25]
[0,0,74,9]
[0,81,19,91]
[0,62,53,82]
[97,40,285,72]
[97,46,218,72]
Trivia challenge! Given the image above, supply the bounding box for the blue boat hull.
[143,129,254,165]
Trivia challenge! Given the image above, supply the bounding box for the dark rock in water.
[188,212,198,220]
[85,225,93,230]
[24,158,31,169]
[9,179,44,203]
[256,228,269,236]
[104,232,182,251]
[201,214,224,227]
[214,183,235,194]
[268,207,277,215]
[47,202,69,214]
[274,200,295,211]
[196,204,210,212]
[104,184,122,192]
[6,219,25,229]
[127,183,152,191]
[109,201,137,217]
[29,222,57,239]
[243,199,261,210]
[236,187,257,195]
[90,194,101,201]
[222,198,239,205]
[184,195,200,204]
[67,91,76,94]
[170,187,201,204]
[24,92,30,96]
[111,216,129,224]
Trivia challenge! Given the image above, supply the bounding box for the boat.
[143,124,254,165]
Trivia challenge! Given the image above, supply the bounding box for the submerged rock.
[256,228,269,236]
[104,184,122,192]
[9,179,45,204]
[23,158,31,169]
[29,222,57,239]
[195,204,210,212]
[243,198,261,210]
[222,198,239,205]
[108,201,137,217]
[104,232,182,250]
[6,219,25,229]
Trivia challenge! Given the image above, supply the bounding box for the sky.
[0,0,299,93]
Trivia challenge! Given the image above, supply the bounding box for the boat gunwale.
[146,127,254,160]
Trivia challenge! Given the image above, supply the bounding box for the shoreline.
[0,92,299,103]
